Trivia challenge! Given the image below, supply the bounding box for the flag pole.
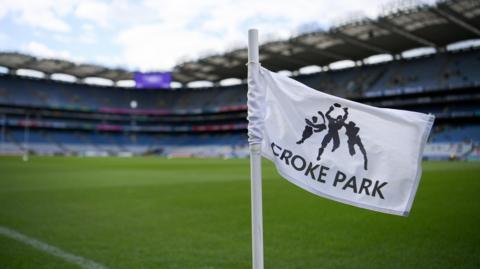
[248,28,264,269]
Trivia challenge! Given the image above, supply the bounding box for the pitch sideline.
[0,225,110,269]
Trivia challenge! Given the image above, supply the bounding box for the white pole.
[248,28,264,269]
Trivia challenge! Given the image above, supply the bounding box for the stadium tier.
[0,48,479,159]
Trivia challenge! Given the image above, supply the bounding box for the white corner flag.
[247,31,435,218]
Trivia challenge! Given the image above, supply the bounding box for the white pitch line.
[0,225,110,269]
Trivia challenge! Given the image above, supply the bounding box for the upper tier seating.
[1,49,479,111]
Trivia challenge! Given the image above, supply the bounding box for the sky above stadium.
[0,0,435,72]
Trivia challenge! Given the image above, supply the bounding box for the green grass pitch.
[0,156,479,269]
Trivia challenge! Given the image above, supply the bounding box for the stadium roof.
[0,52,132,81]
[173,0,480,83]
[1,0,479,84]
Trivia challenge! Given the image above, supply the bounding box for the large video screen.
[134,72,172,89]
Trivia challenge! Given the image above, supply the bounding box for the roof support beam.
[199,60,224,69]
[227,49,304,71]
[173,68,208,82]
[171,72,196,83]
[224,53,247,64]
[219,53,290,75]
[226,53,287,71]
[262,49,312,67]
[289,41,347,61]
[94,70,128,81]
[329,31,391,54]
[198,59,240,78]
[375,19,437,47]
[60,67,104,78]
[434,4,480,36]
[17,59,38,70]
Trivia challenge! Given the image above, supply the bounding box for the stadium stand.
[0,0,479,159]
[0,48,479,159]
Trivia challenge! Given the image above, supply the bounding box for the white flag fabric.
[247,63,435,216]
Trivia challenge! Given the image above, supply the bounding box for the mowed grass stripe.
[0,157,248,192]
[0,157,479,269]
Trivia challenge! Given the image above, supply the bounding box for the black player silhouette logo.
[297,103,368,170]
[317,104,348,161]
[296,112,326,144]
[344,121,368,170]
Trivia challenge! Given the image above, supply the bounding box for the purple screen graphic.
[134,72,172,89]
